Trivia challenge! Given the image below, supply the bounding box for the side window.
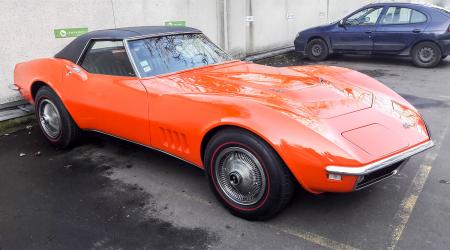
[410,10,427,23]
[80,40,136,77]
[345,7,383,26]
[381,7,427,25]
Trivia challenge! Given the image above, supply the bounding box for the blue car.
[294,3,450,67]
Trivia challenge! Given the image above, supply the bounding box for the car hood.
[300,22,336,34]
[140,61,430,161]
[157,61,373,119]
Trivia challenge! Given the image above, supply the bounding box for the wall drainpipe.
[245,0,254,56]
[223,0,229,52]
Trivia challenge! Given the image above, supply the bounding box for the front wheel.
[35,86,81,148]
[306,38,329,61]
[411,42,442,68]
[204,128,295,220]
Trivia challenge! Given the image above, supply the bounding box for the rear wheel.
[411,42,442,68]
[204,128,295,220]
[35,86,81,148]
[306,38,329,61]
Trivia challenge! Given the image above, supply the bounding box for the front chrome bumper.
[325,140,434,176]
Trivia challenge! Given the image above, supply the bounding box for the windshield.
[127,33,232,77]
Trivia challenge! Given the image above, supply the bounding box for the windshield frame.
[123,32,233,79]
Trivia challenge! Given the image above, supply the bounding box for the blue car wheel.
[306,38,329,61]
[411,42,442,68]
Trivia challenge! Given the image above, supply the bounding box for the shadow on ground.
[0,127,217,250]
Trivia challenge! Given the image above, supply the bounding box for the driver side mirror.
[338,19,346,27]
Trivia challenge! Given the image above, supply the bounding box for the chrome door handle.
[71,66,81,73]
[67,66,81,76]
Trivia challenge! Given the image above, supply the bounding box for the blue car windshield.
[128,33,232,77]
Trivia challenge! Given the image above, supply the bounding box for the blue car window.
[381,7,427,24]
[410,10,427,23]
[346,7,383,26]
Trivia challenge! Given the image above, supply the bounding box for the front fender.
[193,94,360,193]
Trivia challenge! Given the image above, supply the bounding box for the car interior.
[81,43,136,77]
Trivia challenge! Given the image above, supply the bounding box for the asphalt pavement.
[1,54,449,249]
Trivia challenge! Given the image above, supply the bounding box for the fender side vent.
[159,127,190,154]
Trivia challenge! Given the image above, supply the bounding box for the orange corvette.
[14,26,433,220]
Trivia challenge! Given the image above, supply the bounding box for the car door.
[330,6,384,52]
[373,6,429,53]
[60,40,150,146]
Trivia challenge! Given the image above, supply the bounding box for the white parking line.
[387,165,432,250]
[267,224,360,250]
[387,123,449,250]
[106,123,448,250]
[437,95,450,101]
[154,182,361,249]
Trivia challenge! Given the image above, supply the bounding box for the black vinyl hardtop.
[54,26,201,64]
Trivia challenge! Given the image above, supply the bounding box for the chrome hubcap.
[312,44,323,57]
[38,99,61,139]
[418,47,435,63]
[215,147,266,206]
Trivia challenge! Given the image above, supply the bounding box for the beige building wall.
[0,0,440,104]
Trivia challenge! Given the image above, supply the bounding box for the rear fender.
[14,58,67,104]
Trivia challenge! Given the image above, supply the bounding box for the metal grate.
[355,160,406,190]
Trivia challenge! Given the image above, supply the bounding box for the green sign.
[54,28,88,38]
[164,21,186,27]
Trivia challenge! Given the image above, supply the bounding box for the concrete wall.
[0,0,439,105]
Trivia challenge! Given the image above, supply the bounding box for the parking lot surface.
[1,54,449,249]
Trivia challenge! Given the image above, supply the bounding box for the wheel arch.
[31,81,51,101]
[30,80,66,106]
[306,36,331,52]
[410,39,443,56]
[200,124,280,166]
[30,80,80,129]
[200,123,309,192]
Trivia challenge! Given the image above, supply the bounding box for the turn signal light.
[328,173,342,181]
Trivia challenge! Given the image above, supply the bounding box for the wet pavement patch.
[356,69,399,78]
[254,52,306,67]
[2,54,450,249]
[0,127,216,249]
[399,93,450,109]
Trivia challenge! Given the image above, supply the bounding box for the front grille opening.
[356,160,406,190]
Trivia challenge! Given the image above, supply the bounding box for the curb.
[0,104,34,122]
[0,114,35,135]
[244,46,295,62]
